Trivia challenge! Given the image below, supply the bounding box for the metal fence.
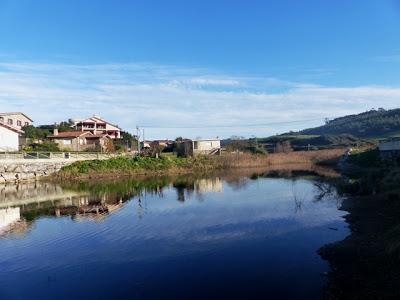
[0,152,126,161]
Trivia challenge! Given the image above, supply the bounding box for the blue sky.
[1,0,400,139]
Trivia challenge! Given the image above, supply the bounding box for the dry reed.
[212,149,345,169]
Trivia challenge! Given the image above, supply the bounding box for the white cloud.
[0,61,399,139]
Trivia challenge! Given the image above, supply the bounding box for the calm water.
[0,170,348,300]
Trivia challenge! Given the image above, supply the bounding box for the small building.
[176,138,221,157]
[379,139,400,152]
[0,123,23,152]
[73,115,121,139]
[140,140,152,149]
[0,112,33,130]
[47,129,112,152]
[149,140,174,152]
[379,139,400,161]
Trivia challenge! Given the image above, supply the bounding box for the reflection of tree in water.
[313,180,343,208]
[291,180,311,214]
[173,181,195,202]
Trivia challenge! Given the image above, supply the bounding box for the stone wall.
[0,153,130,184]
[0,160,71,184]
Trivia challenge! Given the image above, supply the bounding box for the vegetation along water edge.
[319,148,400,299]
[54,149,345,180]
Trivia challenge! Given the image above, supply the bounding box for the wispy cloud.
[0,61,399,139]
[374,53,400,63]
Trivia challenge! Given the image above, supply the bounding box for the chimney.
[53,128,59,136]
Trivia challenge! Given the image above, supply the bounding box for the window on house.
[7,119,13,125]
[17,120,22,126]
[63,140,72,145]
[24,122,29,126]
[0,117,3,123]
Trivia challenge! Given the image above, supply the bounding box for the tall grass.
[267,149,345,166]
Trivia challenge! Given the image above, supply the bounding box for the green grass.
[57,155,222,177]
[348,148,381,168]
[60,156,189,174]
[367,130,400,141]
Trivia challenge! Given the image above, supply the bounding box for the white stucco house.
[0,123,23,152]
[0,112,33,130]
[176,138,221,157]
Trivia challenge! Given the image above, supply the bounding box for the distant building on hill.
[72,115,121,139]
[47,129,112,152]
[379,139,400,152]
[379,138,400,161]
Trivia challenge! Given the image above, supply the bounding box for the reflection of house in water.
[0,182,130,224]
[55,195,125,221]
[195,178,223,193]
[0,206,30,237]
[173,178,223,202]
[0,182,85,206]
[0,207,20,232]
[1,177,226,226]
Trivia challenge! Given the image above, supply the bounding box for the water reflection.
[0,167,348,300]
[0,168,343,237]
[0,175,227,234]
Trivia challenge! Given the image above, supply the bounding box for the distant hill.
[223,109,400,152]
[257,134,372,151]
[301,108,400,139]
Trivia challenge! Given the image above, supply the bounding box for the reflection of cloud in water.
[0,207,20,232]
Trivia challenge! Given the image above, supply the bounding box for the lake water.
[0,169,348,299]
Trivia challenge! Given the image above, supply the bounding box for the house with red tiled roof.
[47,129,112,152]
[72,115,121,139]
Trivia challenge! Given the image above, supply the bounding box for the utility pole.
[136,126,141,155]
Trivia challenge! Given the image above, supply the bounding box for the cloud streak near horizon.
[0,62,399,139]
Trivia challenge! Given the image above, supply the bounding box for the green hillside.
[258,134,372,151]
[301,108,400,139]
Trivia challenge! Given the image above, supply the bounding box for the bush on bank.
[59,156,192,175]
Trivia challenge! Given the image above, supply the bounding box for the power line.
[138,117,325,129]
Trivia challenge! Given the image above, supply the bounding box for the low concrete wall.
[0,152,122,160]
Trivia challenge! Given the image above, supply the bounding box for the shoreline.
[319,193,400,298]
[51,150,345,182]
[318,155,400,298]
[49,163,340,184]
